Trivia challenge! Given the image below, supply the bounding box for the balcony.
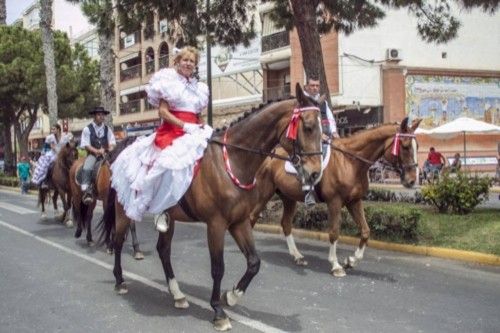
[262,31,289,53]
[263,84,290,102]
[159,55,168,69]
[146,60,155,75]
[119,99,141,115]
[144,24,155,40]
[120,63,141,81]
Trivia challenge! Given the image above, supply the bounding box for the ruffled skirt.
[111,125,213,221]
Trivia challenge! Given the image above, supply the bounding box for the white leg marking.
[348,245,366,266]
[286,235,303,260]
[328,241,343,271]
[226,288,244,307]
[168,278,186,300]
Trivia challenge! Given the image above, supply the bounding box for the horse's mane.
[212,97,296,136]
[109,136,138,164]
[336,122,399,150]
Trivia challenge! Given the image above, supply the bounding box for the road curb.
[254,223,500,266]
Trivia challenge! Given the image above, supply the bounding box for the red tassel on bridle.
[286,106,320,140]
[392,133,416,156]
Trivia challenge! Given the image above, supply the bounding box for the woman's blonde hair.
[173,46,200,66]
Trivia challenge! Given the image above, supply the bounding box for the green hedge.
[0,175,37,190]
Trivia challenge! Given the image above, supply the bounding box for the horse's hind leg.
[85,203,96,246]
[64,192,73,227]
[327,197,346,277]
[39,189,47,220]
[222,221,260,309]
[281,196,307,266]
[52,191,60,218]
[129,222,143,260]
[207,221,231,331]
[344,199,369,269]
[156,221,189,309]
[113,201,130,294]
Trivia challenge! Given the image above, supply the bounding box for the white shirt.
[80,122,116,149]
[45,133,72,154]
[305,92,338,134]
[146,68,209,113]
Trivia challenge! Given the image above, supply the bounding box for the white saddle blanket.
[285,145,331,174]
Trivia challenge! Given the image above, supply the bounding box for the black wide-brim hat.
[89,106,110,115]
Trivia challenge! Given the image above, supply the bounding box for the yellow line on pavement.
[254,224,500,266]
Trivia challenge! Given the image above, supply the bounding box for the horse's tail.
[97,188,116,246]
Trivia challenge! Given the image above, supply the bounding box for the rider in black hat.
[79,106,116,204]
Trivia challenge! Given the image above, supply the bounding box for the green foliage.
[422,171,493,214]
[365,188,426,204]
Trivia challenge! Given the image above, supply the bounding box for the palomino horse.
[69,142,143,260]
[38,141,78,227]
[249,118,421,277]
[100,84,324,331]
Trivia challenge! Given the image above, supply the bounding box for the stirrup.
[154,212,170,233]
[304,191,316,207]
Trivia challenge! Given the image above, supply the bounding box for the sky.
[6,0,33,24]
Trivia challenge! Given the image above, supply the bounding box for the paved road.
[1,189,499,333]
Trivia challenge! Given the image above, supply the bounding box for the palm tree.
[39,0,58,127]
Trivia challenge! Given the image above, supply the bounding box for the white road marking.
[0,219,286,333]
[0,202,38,215]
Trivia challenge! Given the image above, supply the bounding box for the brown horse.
[99,84,324,331]
[38,142,79,226]
[249,118,421,277]
[69,144,144,260]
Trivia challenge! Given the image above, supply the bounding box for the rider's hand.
[321,133,330,143]
[96,148,105,156]
[183,123,201,134]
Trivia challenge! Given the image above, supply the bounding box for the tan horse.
[249,118,421,277]
[99,84,324,331]
[38,141,78,226]
[69,145,144,260]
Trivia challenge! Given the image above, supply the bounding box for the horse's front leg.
[52,190,60,218]
[156,220,188,309]
[39,188,47,220]
[208,221,231,331]
[64,191,73,227]
[281,195,307,266]
[327,198,345,277]
[222,220,260,308]
[113,201,130,294]
[344,199,369,269]
[86,203,96,246]
[129,221,144,260]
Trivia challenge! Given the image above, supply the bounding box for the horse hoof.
[343,257,357,269]
[295,257,308,266]
[133,251,144,260]
[174,297,189,309]
[40,213,47,220]
[115,283,128,295]
[213,317,232,331]
[74,228,82,238]
[331,267,346,277]
[65,219,73,228]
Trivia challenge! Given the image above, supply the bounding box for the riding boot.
[81,169,94,204]
[154,212,170,233]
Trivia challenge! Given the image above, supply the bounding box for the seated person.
[423,147,446,179]
[449,153,462,173]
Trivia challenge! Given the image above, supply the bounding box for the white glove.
[183,123,201,134]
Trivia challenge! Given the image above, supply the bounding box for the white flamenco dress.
[111,68,213,221]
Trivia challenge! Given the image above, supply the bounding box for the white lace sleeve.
[194,82,209,112]
[146,68,183,108]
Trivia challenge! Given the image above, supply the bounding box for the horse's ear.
[410,118,422,132]
[400,117,409,133]
[295,82,306,104]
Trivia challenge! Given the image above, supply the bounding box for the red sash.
[154,111,200,149]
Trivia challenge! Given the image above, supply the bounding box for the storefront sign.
[335,106,383,129]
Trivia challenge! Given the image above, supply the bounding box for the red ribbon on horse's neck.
[286,106,320,140]
[391,133,416,156]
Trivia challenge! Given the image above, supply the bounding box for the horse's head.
[383,117,421,188]
[279,83,323,187]
[60,141,79,169]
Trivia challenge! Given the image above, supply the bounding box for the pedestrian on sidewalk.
[17,155,31,194]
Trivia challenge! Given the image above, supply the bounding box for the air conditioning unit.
[386,48,402,61]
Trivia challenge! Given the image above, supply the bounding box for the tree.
[0,26,99,172]
[115,0,498,104]
[0,0,6,25]
[66,0,116,125]
[39,0,59,127]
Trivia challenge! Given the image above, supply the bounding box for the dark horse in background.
[100,84,324,331]
[249,118,421,277]
[38,141,79,227]
[69,138,143,260]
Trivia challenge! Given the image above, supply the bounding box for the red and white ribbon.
[286,106,320,140]
[222,131,256,190]
[392,133,416,156]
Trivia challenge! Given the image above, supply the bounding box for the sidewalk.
[370,181,500,193]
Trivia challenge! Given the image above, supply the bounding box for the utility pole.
[206,0,213,126]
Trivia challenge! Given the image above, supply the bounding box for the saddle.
[75,158,106,186]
